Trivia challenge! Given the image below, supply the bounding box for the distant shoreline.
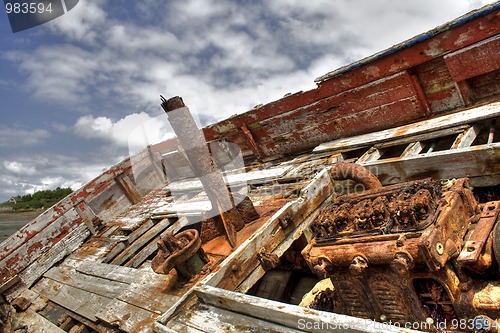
[0,209,44,243]
[0,207,44,214]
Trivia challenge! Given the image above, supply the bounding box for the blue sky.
[0,0,496,202]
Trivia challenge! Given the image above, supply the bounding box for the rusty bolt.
[349,255,368,275]
[390,252,414,275]
[312,258,331,278]
[436,242,444,255]
[279,213,293,229]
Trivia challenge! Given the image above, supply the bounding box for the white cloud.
[3,161,37,176]
[107,24,179,52]
[74,112,175,153]
[0,126,50,148]
[12,44,98,104]
[28,176,80,194]
[0,152,115,201]
[49,0,107,44]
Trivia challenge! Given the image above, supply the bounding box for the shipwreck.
[1,2,500,332]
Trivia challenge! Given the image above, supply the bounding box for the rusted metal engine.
[302,164,500,332]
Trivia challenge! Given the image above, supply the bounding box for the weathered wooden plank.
[110,218,170,265]
[400,142,425,157]
[32,278,113,322]
[451,124,481,149]
[44,266,128,299]
[96,298,156,333]
[124,241,158,268]
[156,321,204,333]
[316,5,500,85]
[194,285,424,333]
[118,278,180,314]
[41,261,177,329]
[68,237,121,263]
[261,72,420,137]
[87,182,133,225]
[124,227,172,268]
[314,102,500,153]
[73,260,140,284]
[167,302,304,333]
[74,200,101,235]
[165,165,292,192]
[469,69,500,101]
[115,174,142,205]
[373,125,470,149]
[74,260,169,285]
[41,301,120,333]
[0,276,20,294]
[444,34,500,82]
[112,214,150,232]
[122,216,189,268]
[0,198,73,262]
[469,175,500,187]
[258,74,426,156]
[0,147,160,286]
[150,200,212,217]
[100,225,120,238]
[5,224,91,302]
[413,57,463,114]
[123,219,154,239]
[357,147,382,163]
[15,309,67,333]
[103,242,127,263]
[362,142,500,185]
[0,209,82,286]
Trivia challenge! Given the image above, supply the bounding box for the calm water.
[0,211,42,243]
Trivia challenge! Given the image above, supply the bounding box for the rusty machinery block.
[302,164,500,332]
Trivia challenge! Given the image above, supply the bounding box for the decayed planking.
[314,101,500,153]
[96,297,157,333]
[192,285,424,333]
[362,143,500,186]
[0,148,163,288]
[110,218,170,265]
[260,84,426,156]
[0,209,81,287]
[14,309,67,333]
[444,34,500,82]
[165,301,304,333]
[32,277,113,322]
[123,220,178,268]
[44,266,128,299]
[450,124,481,149]
[4,223,91,301]
[164,164,292,193]
[32,260,180,331]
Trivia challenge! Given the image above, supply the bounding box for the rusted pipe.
[160,96,243,247]
[330,162,382,191]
